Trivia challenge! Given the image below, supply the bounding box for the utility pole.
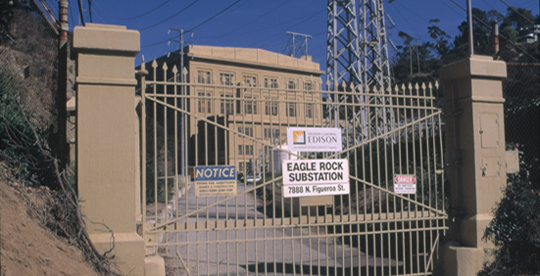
[467,0,474,55]
[416,40,421,74]
[492,20,499,60]
[168,28,193,180]
[409,41,413,75]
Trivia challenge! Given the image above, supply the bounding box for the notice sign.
[194,166,236,197]
[394,175,416,194]
[282,159,349,198]
[287,127,342,152]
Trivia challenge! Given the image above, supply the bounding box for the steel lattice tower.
[326,0,393,142]
[359,0,392,90]
[326,0,361,88]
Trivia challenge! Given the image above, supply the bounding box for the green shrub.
[479,174,540,276]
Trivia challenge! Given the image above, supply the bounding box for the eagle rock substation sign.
[282,159,349,197]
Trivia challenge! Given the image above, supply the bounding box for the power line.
[139,0,200,31]
[499,0,537,26]
[77,0,85,26]
[388,2,423,38]
[249,9,325,48]
[198,0,292,44]
[479,0,496,10]
[88,0,92,23]
[391,0,430,24]
[199,5,320,44]
[93,0,172,20]
[448,0,539,62]
[141,34,179,48]
[189,0,242,31]
[68,0,76,27]
[436,0,463,16]
[141,0,243,48]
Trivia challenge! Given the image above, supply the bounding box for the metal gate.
[139,60,447,276]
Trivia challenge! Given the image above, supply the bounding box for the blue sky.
[71,0,538,66]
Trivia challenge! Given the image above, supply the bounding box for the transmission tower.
[359,0,392,90]
[326,0,394,142]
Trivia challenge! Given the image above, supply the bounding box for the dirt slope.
[0,178,99,276]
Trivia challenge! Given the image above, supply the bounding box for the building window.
[197,70,211,84]
[245,97,258,114]
[305,103,313,118]
[304,81,312,91]
[264,77,278,88]
[265,99,278,116]
[238,145,243,155]
[243,75,257,87]
[245,145,253,155]
[198,92,211,113]
[239,127,253,137]
[286,102,296,117]
[220,94,234,115]
[264,128,280,139]
[220,73,234,86]
[287,80,296,90]
[238,162,244,172]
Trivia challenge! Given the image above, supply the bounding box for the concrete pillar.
[438,55,507,275]
[73,23,163,276]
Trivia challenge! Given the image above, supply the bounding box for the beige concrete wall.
[188,45,322,72]
[74,23,163,276]
[437,55,507,276]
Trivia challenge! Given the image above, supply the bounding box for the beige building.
[144,45,325,175]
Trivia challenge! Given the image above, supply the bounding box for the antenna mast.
[285,31,312,58]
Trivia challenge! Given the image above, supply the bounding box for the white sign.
[282,159,349,197]
[394,174,416,194]
[287,127,342,152]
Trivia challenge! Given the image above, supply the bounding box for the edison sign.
[282,159,349,197]
[393,174,416,194]
[195,166,236,197]
[287,127,342,152]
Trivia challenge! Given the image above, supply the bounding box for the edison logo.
[293,131,306,144]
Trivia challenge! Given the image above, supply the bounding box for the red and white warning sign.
[394,175,416,194]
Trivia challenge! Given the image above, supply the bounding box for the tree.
[427,19,451,59]
[502,7,536,30]
[391,20,451,84]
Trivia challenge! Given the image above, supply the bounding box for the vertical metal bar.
[206,230,209,275]
[140,59,147,254]
[163,65,169,254]
[153,65,159,233]
[235,229,239,276]
[180,30,186,179]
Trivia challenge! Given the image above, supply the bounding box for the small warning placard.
[394,175,416,194]
[194,166,237,197]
